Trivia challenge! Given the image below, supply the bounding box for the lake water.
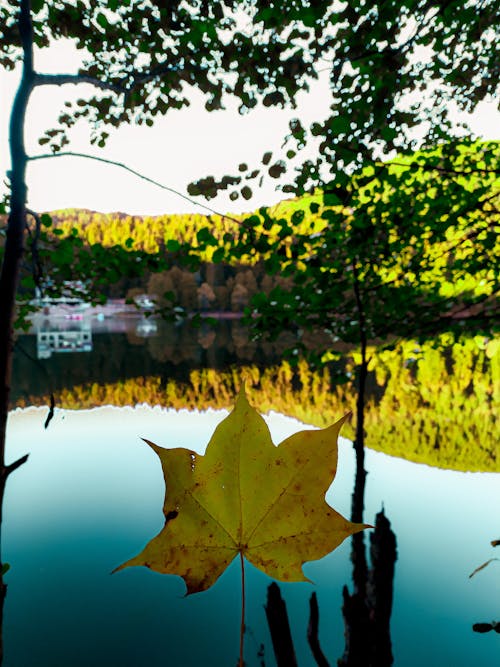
[3,405,499,667]
[12,316,283,406]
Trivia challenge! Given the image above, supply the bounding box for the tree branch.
[307,592,330,667]
[27,151,243,224]
[34,73,126,94]
[376,160,500,176]
[1,454,29,480]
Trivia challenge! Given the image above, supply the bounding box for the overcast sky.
[1,41,499,217]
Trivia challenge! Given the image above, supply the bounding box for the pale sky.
[1,41,499,217]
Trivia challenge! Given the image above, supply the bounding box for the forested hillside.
[4,141,497,323]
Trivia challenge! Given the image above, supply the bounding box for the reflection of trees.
[198,328,217,351]
[148,322,200,363]
[231,322,258,361]
[12,333,497,472]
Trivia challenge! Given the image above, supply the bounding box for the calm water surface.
[4,406,499,666]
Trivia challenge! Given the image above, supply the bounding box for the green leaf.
[31,0,44,13]
[323,192,342,206]
[212,247,225,263]
[96,13,109,29]
[166,239,181,252]
[196,227,216,246]
[329,116,351,135]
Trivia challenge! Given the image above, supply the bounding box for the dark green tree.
[242,140,499,496]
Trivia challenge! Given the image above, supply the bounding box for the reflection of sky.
[4,406,499,667]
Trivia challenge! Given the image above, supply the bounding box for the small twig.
[469,558,499,579]
[2,454,29,480]
[27,151,244,225]
[472,621,500,633]
[44,393,55,430]
[307,592,330,667]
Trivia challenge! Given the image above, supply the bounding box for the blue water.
[4,406,499,666]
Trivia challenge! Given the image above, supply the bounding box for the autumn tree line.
[4,153,497,320]
[1,197,316,312]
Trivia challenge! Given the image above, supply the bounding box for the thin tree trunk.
[338,265,370,666]
[339,264,398,666]
[0,1,35,660]
[0,0,33,469]
[350,266,368,594]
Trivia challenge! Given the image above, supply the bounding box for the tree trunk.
[0,1,35,659]
[339,269,398,666]
[0,0,34,465]
[338,266,370,665]
[350,267,369,595]
[366,509,397,666]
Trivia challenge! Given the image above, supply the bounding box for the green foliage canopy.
[1,0,497,173]
[224,141,500,357]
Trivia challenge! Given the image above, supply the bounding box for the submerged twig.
[307,592,329,667]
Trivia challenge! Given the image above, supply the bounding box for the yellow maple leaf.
[117,387,367,594]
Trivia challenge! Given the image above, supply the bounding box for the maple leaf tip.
[110,561,127,575]
[235,383,252,409]
[340,411,352,424]
[141,437,162,454]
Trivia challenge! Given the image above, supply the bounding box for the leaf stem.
[239,551,245,667]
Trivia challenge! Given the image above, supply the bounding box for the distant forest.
[13,175,495,318]
[1,141,498,321]
[33,200,317,311]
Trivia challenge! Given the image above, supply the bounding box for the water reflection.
[135,317,158,338]
[14,314,287,408]
[36,318,92,359]
[30,301,163,358]
[3,407,499,666]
